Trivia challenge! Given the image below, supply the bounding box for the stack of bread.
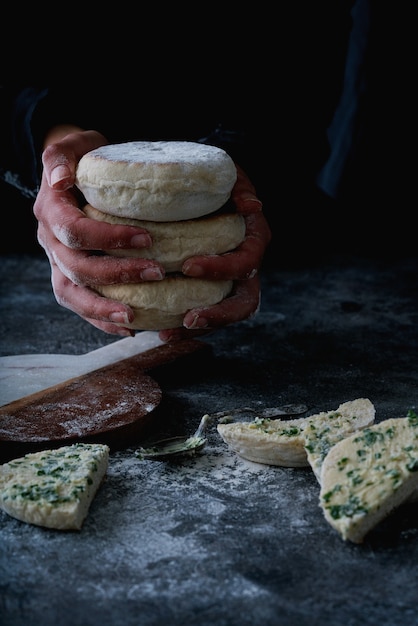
[75,141,245,330]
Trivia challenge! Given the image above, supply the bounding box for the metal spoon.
[136,413,211,461]
[135,403,308,461]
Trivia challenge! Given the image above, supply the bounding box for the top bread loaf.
[75,141,237,222]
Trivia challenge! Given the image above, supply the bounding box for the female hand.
[36,128,271,340]
[34,127,166,337]
[160,165,272,341]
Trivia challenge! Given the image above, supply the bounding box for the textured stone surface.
[1,253,418,626]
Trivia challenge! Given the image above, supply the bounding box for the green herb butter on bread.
[0,443,109,530]
[319,413,418,543]
[217,398,375,468]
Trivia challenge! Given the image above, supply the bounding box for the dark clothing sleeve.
[1,0,359,254]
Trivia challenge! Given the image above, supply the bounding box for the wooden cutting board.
[0,331,165,406]
[0,333,209,462]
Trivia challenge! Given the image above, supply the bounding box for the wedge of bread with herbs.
[0,443,109,530]
[217,398,375,468]
[319,412,418,543]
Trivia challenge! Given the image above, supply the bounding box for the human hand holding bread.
[35,127,271,339]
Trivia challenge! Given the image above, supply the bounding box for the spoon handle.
[193,414,211,438]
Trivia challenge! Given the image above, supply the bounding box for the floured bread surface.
[95,276,233,330]
[76,141,237,221]
[217,399,375,467]
[0,443,109,530]
[319,414,418,543]
[83,204,245,271]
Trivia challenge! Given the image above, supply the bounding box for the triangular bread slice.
[303,398,375,481]
[217,399,375,467]
[0,443,109,530]
[217,414,312,466]
[319,414,418,543]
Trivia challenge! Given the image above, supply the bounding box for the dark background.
[1,2,414,266]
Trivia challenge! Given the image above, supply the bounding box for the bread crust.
[76,141,237,221]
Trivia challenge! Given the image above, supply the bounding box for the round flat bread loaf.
[76,141,237,221]
[83,204,246,271]
[94,276,233,330]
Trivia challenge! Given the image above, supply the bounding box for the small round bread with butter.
[75,140,243,331]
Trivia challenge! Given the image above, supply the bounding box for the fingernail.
[242,194,263,208]
[116,328,135,337]
[130,234,152,247]
[182,262,204,277]
[140,267,164,281]
[50,165,72,188]
[184,314,208,329]
[109,311,130,324]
